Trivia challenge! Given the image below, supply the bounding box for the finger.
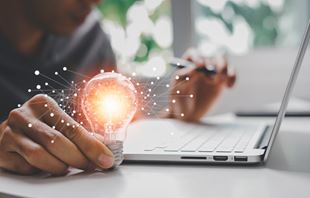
[28,95,114,169]
[0,151,39,175]
[8,130,68,175]
[14,113,89,169]
[182,48,204,65]
[169,76,199,119]
[218,61,236,88]
[9,109,90,170]
[226,64,237,87]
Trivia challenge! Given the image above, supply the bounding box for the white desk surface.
[1,114,310,198]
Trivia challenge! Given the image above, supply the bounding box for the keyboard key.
[198,130,228,152]
[234,132,253,152]
[181,131,215,152]
[164,132,199,152]
[216,130,244,153]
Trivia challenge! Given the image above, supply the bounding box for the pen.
[169,57,217,76]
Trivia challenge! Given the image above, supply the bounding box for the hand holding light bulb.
[82,72,137,167]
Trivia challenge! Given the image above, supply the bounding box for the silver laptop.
[123,19,310,164]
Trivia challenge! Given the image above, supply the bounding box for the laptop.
[123,19,310,164]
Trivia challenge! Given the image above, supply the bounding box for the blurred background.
[97,0,310,115]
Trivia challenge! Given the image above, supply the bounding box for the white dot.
[152,67,157,71]
[100,69,104,73]
[34,70,40,76]
[28,89,31,93]
[44,104,48,107]
[185,77,190,81]
[151,81,154,85]
[165,108,170,112]
[17,104,21,108]
[156,76,160,80]
[61,119,64,123]
[74,93,77,97]
[51,140,55,144]
[28,123,32,128]
[176,90,180,94]
[148,89,151,92]
[52,126,56,129]
[172,99,176,104]
[66,123,70,126]
[175,75,180,80]
[111,70,115,73]
[36,85,41,89]
[132,72,136,77]
[153,102,157,106]
[63,67,67,71]
[50,113,54,117]
[181,113,185,117]
[190,94,194,98]
[54,72,58,75]
[166,84,170,88]
[136,82,140,86]
[44,82,48,86]
[141,107,145,111]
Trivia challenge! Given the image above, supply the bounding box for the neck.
[0,1,44,56]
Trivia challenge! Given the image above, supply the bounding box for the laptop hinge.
[257,125,273,150]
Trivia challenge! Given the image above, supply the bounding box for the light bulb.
[81,72,137,167]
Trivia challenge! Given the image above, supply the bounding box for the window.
[98,0,310,62]
[97,0,172,77]
[192,0,310,56]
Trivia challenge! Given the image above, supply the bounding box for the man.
[0,0,236,175]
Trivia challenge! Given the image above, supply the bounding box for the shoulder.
[48,10,116,70]
[71,10,110,49]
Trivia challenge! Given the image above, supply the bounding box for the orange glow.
[82,73,137,132]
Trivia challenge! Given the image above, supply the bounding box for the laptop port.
[234,156,248,162]
[213,156,228,161]
[181,156,207,160]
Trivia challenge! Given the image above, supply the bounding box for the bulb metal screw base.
[107,141,124,168]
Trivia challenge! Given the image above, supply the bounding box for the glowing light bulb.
[81,72,137,167]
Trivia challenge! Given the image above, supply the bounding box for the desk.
[0,114,310,198]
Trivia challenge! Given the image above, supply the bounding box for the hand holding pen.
[166,48,236,122]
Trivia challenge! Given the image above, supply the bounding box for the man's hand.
[0,94,114,175]
[167,49,236,122]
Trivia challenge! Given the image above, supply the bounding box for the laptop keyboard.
[145,126,256,153]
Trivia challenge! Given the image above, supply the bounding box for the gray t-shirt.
[0,12,115,121]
